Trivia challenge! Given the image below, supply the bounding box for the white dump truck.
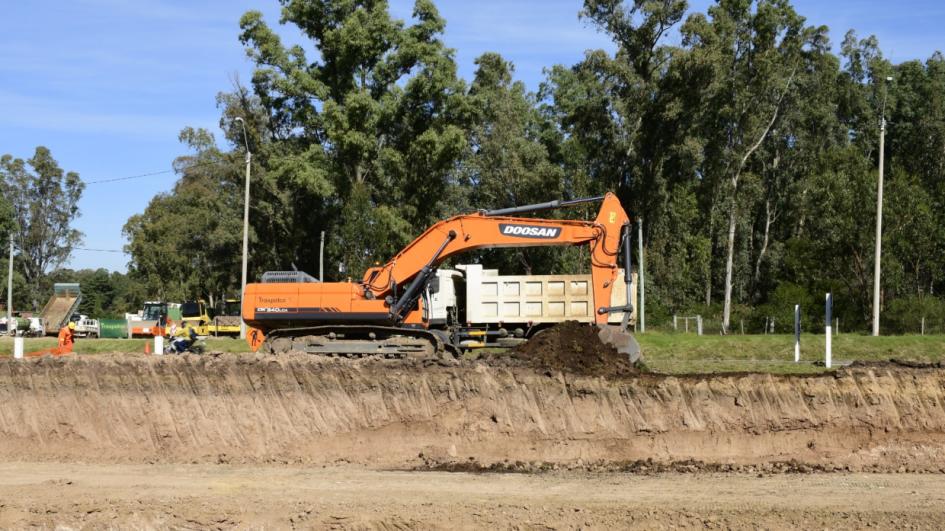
[428,264,636,348]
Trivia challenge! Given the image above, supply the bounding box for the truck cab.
[427,269,464,326]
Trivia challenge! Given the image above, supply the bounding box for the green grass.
[3,332,945,375]
[0,336,251,356]
[637,332,945,374]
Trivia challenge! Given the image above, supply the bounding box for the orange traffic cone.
[145,342,151,355]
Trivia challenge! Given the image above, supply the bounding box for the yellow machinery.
[177,300,211,336]
[208,299,242,337]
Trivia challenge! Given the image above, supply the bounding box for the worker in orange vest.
[57,321,76,354]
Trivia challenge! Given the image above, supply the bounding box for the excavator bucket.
[597,325,641,364]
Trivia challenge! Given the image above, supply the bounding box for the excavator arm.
[361,192,632,325]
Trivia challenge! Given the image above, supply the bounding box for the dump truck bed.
[457,265,636,326]
[40,283,82,336]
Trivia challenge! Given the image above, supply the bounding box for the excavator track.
[261,325,459,361]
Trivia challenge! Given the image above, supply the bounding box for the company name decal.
[499,223,561,239]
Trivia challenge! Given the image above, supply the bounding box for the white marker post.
[794,304,801,363]
[13,336,24,359]
[154,335,164,356]
[825,293,833,369]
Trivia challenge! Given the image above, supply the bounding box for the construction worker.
[57,321,76,354]
[172,322,199,353]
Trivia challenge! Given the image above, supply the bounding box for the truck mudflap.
[596,325,642,364]
[260,325,459,360]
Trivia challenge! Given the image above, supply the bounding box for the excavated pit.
[2,350,945,472]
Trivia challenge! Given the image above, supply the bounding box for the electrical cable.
[73,247,126,253]
[83,159,223,185]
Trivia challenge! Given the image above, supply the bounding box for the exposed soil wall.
[1,354,944,471]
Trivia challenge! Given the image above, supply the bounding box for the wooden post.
[673,314,678,331]
[921,316,925,336]
[697,315,703,336]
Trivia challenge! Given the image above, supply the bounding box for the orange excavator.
[242,192,638,359]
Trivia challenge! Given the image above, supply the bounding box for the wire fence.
[642,313,945,336]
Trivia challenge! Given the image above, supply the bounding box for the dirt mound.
[508,320,637,377]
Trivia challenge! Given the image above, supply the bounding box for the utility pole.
[235,117,252,339]
[6,239,13,331]
[637,218,645,333]
[872,76,893,337]
[319,231,325,281]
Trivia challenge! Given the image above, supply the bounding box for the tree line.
[4,0,945,332]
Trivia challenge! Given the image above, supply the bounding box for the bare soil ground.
[1,463,943,529]
[3,323,945,528]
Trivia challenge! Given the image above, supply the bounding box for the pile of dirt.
[507,320,637,377]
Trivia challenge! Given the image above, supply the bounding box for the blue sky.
[2,0,943,272]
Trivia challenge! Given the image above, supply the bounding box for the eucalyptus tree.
[239,0,468,276]
[123,128,244,302]
[0,147,84,305]
[676,0,819,332]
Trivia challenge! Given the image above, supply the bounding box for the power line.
[74,247,126,253]
[84,169,175,185]
[83,159,225,185]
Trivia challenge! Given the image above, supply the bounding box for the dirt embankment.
[1,353,945,472]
